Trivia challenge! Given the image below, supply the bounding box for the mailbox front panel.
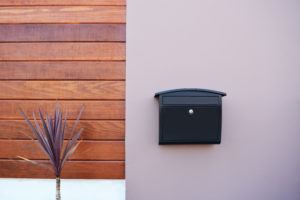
[160,106,221,144]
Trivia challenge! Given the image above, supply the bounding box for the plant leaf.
[60,128,83,171]
[20,104,84,178]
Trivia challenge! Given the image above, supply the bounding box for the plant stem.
[56,177,61,200]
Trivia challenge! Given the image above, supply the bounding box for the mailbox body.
[155,89,226,144]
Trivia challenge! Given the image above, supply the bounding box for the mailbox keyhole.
[188,109,194,115]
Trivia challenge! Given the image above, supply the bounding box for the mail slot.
[155,88,226,144]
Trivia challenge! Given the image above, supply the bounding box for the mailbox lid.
[155,88,226,98]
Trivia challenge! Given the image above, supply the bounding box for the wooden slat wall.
[0,1,125,179]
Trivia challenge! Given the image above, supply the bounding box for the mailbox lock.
[188,109,194,115]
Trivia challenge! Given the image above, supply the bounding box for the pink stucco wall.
[126,0,300,199]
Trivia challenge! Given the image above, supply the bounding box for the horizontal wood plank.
[0,43,125,61]
[0,24,125,42]
[0,61,125,80]
[0,6,125,23]
[0,120,124,140]
[0,0,126,6]
[0,100,125,119]
[0,81,125,99]
[0,140,124,160]
[0,160,124,179]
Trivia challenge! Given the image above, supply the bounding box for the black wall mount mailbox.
[155,88,226,144]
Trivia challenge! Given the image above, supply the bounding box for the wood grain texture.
[0,120,124,140]
[0,100,125,120]
[0,140,125,160]
[0,81,125,99]
[0,6,125,23]
[0,24,125,42]
[0,0,126,6]
[0,160,125,179]
[0,0,126,179]
[0,43,125,61]
[0,61,125,80]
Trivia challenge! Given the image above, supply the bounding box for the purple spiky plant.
[19,105,84,200]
